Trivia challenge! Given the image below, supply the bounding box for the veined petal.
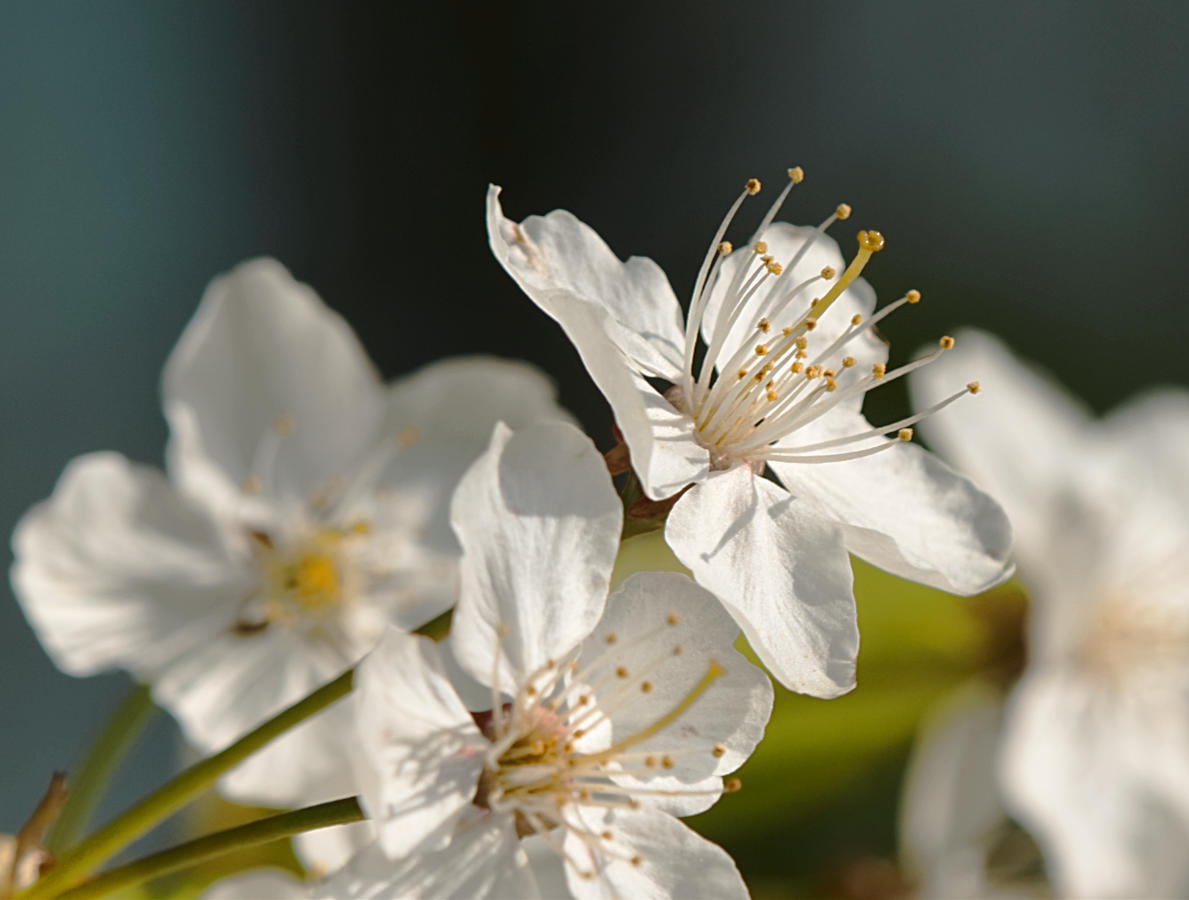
[488,185,685,381]
[564,805,749,900]
[769,409,1014,596]
[586,572,773,816]
[379,355,574,555]
[908,328,1091,552]
[665,468,858,697]
[10,452,246,679]
[354,627,488,859]
[163,258,386,515]
[315,820,538,900]
[449,420,622,690]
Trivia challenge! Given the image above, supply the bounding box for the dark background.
[2,0,1186,875]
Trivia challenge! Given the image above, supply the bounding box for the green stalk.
[45,683,156,854]
[25,669,354,898]
[53,797,364,900]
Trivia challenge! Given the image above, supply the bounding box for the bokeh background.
[2,1,1187,895]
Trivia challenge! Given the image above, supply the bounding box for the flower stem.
[45,683,156,855]
[52,797,364,900]
[24,669,354,898]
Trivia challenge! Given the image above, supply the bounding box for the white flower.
[324,419,773,899]
[488,176,1013,697]
[11,258,571,807]
[911,330,1189,899]
[0,835,48,898]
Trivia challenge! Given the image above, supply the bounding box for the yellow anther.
[273,414,296,435]
[631,856,643,867]
[745,178,761,195]
[757,318,771,333]
[761,254,774,264]
[806,365,822,379]
[905,289,921,304]
[851,313,863,325]
[605,632,617,644]
[857,229,886,252]
[640,681,653,694]
[823,368,836,378]
[899,428,914,441]
[825,378,837,391]
[788,166,804,183]
[835,203,852,220]
[754,344,768,356]
[842,356,856,368]
[667,612,680,625]
[939,335,955,350]
[795,350,807,359]
[712,743,727,758]
[737,368,748,380]
[967,381,981,394]
[820,266,836,280]
[725,777,743,793]
[804,318,817,331]
[673,644,683,655]
[754,241,768,254]
[766,260,783,275]
[791,361,804,374]
[782,326,794,336]
[645,755,657,767]
[662,755,674,769]
[616,666,629,678]
[795,335,808,350]
[873,363,887,378]
[718,240,733,255]
[766,391,779,402]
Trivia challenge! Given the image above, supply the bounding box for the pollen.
[753,240,768,254]
[791,361,804,374]
[905,289,921,304]
[788,166,804,183]
[755,344,768,356]
[939,335,955,350]
[851,313,863,325]
[842,356,856,368]
[806,365,822,379]
[745,178,761,195]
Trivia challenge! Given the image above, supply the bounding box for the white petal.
[907,328,1091,552]
[700,222,883,372]
[487,185,685,380]
[564,805,748,900]
[163,258,386,515]
[582,571,773,815]
[315,821,539,900]
[377,355,574,555]
[201,869,308,899]
[1001,671,1189,899]
[449,420,622,690]
[1099,387,1189,513]
[665,468,858,697]
[769,409,1014,596]
[354,627,488,859]
[294,820,378,879]
[10,452,246,679]
[488,187,708,500]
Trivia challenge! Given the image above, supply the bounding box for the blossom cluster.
[5,169,1183,900]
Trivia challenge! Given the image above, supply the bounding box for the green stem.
[45,683,156,854]
[53,797,364,900]
[25,669,354,898]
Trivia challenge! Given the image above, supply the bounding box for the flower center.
[677,171,978,470]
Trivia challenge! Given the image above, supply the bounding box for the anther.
[712,742,727,758]
[851,313,863,325]
[795,336,808,350]
[857,230,886,252]
[645,755,657,768]
[631,856,643,867]
[754,344,768,356]
[767,391,779,402]
[725,777,743,793]
[806,365,822,379]
[753,241,768,254]
[825,378,837,392]
[788,166,804,183]
[662,755,674,769]
[601,830,613,841]
[823,368,836,378]
[745,178,761,195]
[605,632,617,645]
[757,318,770,333]
[905,289,921,304]
[766,260,783,275]
[718,241,732,255]
[898,428,914,441]
[672,644,683,655]
[782,326,794,336]
[667,613,680,625]
[872,363,887,378]
[791,361,804,374]
[835,203,852,220]
[804,318,817,331]
[616,666,629,678]
[842,356,856,368]
[736,369,748,380]
[939,335,955,350]
[640,681,653,694]
[820,266,836,279]
[967,381,981,394]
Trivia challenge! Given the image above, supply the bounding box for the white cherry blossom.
[911,330,1189,899]
[488,176,1012,697]
[11,258,570,807]
[326,419,773,899]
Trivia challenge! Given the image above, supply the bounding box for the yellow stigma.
[788,166,804,183]
[857,229,886,252]
[745,178,761,195]
[805,229,885,323]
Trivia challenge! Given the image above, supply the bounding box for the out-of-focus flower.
[326,419,772,899]
[0,835,47,899]
[200,869,309,899]
[488,178,1012,697]
[11,259,570,807]
[912,329,1189,899]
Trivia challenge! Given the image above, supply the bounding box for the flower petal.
[200,869,308,899]
[10,452,246,679]
[449,420,622,690]
[665,468,858,697]
[163,258,386,515]
[315,820,538,900]
[488,187,708,500]
[769,409,1014,596]
[581,571,773,815]
[907,328,1091,553]
[354,627,488,859]
[564,805,749,900]
[1099,387,1189,513]
[488,185,685,380]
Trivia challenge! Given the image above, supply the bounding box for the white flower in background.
[488,176,1012,697]
[11,258,571,807]
[911,329,1189,899]
[320,420,773,899]
[0,835,48,899]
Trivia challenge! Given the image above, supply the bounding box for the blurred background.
[2,1,1187,895]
